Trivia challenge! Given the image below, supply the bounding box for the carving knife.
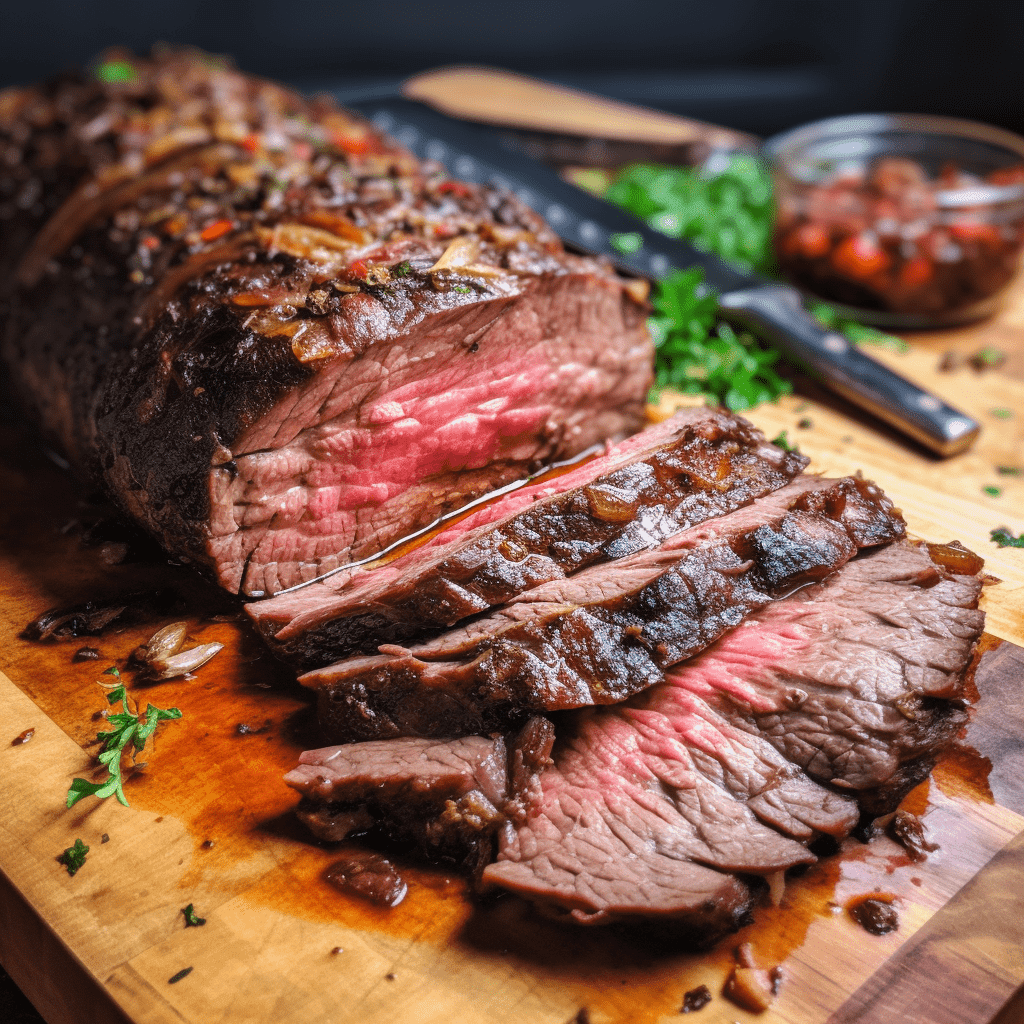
[349,97,980,457]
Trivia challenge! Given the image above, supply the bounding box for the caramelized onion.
[18,143,243,287]
[256,222,357,268]
[926,540,984,576]
[584,483,639,523]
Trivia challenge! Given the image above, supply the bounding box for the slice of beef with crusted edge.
[302,474,906,742]
[665,539,985,798]
[284,718,555,874]
[0,48,651,598]
[480,540,984,926]
[249,408,809,667]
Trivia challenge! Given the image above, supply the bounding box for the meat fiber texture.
[0,49,651,597]
[302,473,906,741]
[288,541,984,934]
[249,408,809,667]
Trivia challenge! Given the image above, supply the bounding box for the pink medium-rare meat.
[248,409,810,666]
[0,49,651,597]
[301,474,906,741]
[482,540,984,924]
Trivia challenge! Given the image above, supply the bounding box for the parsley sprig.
[604,157,906,409]
[66,672,182,809]
[991,527,1024,549]
[58,838,90,876]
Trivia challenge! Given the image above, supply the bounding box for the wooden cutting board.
[3,78,1024,1024]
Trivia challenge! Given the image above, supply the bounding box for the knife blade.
[349,97,980,457]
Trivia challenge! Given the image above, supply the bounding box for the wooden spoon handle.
[402,65,757,152]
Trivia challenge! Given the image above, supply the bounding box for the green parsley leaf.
[991,408,1013,420]
[58,838,89,876]
[806,301,910,353]
[771,430,799,453]
[182,904,206,927]
[66,680,182,809]
[990,527,1024,549]
[391,261,412,278]
[452,285,472,294]
[983,485,1002,497]
[168,967,194,985]
[95,60,137,84]
[997,466,1022,476]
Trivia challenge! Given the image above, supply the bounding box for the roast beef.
[249,408,809,667]
[0,49,651,597]
[301,474,905,741]
[484,541,982,925]
[287,541,983,934]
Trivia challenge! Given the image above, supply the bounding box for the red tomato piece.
[794,223,831,258]
[831,233,891,280]
[949,221,1000,245]
[898,256,934,288]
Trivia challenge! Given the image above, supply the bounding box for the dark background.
[1,0,1022,139]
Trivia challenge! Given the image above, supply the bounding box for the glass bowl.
[764,113,1024,328]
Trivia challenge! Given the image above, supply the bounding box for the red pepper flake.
[293,141,313,161]
[241,133,261,154]
[333,132,370,156]
[200,219,234,243]
[433,223,458,239]
[12,728,35,746]
[437,181,473,199]
[831,234,891,280]
[347,258,369,280]
[141,234,160,250]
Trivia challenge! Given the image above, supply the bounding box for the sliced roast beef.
[249,409,809,666]
[285,717,555,873]
[665,540,985,793]
[0,49,651,597]
[286,540,984,934]
[481,541,983,925]
[302,474,905,741]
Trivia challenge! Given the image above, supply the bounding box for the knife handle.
[717,284,980,457]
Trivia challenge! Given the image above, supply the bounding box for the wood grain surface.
[2,69,1024,1024]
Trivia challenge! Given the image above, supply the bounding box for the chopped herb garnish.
[58,838,89,876]
[991,408,1013,419]
[606,157,774,274]
[997,466,1022,476]
[609,231,644,255]
[991,527,1024,549]
[182,904,206,927]
[771,430,799,453]
[391,260,412,278]
[969,346,1006,370]
[168,967,193,985]
[95,60,137,84]
[452,285,472,294]
[647,268,791,409]
[66,682,182,809]
[806,301,909,353]
[797,417,814,429]
[983,485,1002,497]
[604,156,908,410]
